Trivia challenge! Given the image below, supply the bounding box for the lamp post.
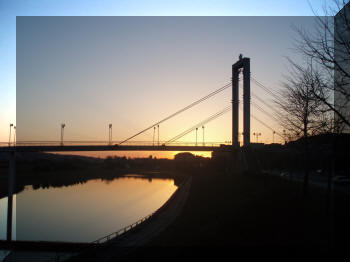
[13,126,16,146]
[109,124,112,145]
[157,125,159,146]
[202,125,205,146]
[253,132,261,143]
[9,124,13,146]
[196,127,198,146]
[272,131,276,144]
[153,126,156,146]
[61,123,65,146]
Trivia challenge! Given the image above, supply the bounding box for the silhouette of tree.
[276,62,331,135]
[293,0,350,130]
[275,60,331,195]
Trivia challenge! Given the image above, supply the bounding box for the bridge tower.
[232,55,250,147]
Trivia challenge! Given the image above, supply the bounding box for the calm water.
[0,175,177,242]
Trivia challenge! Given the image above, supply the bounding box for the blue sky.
[0,0,333,143]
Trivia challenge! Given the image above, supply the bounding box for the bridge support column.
[232,65,239,148]
[243,58,250,146]
[7,151,15,241]
[232,55,250,147]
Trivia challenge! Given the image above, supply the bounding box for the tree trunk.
[302,126,309,197]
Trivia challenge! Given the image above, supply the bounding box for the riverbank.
[2,154,349,261]
[0,165,186,199]
[65,175,192,261]
[1,172,186,261]
[123,170,350,261]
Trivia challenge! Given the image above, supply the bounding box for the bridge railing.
[1,141,231,147]
[43,212,156,262]
[92,212,155,244]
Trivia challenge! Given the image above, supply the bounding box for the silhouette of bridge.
[2,56,286,153]
[1,56,286,242]
[0,144,223,153]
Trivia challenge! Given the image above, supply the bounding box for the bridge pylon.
[232,55,250,148]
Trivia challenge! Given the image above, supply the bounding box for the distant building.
[335,2,350,132]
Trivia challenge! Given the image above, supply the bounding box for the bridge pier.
[232,55,250,147]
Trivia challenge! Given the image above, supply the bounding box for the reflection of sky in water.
[0,195,16,241]
[13,176,177,242]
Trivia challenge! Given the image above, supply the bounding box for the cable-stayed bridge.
[2,56,284,153]
[1,55,287,241]
[0,143,225,153]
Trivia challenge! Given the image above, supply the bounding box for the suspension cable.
[251,76,281,100]
[250,92,280,115]
[166,105,232,143]
[251,101,280,123]
[251,113,284,138]
[119,82,231,144]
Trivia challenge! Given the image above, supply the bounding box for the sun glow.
[53,150,212,159]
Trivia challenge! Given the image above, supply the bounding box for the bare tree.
[275,59,332,195]
[286,1,350,246]
[276,60,332,138]
[293,0,350,129]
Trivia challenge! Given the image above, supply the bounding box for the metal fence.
[92,212,155,244]
[44,212,156,262]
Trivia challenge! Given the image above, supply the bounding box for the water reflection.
[0,196,16,241]
[3,176,177,243]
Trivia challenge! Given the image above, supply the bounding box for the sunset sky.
[0,0,329,158]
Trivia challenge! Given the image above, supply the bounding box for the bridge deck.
[0,145,226,152]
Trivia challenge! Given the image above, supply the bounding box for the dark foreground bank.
[123,170,350,261]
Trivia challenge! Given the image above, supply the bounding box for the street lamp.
[196,127,198,146]
[157,125,159,146]
[272,131,276,144]
[153,126,156,146]
[109,124,112,145]
[253,132,261,143]
[61,123,65,146]
[9,124,13,146]
[13,126,16,146]
[202,125,205,146]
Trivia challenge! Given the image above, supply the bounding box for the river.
[0,175,177,243]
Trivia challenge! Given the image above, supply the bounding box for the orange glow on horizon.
[52,150,212,159]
